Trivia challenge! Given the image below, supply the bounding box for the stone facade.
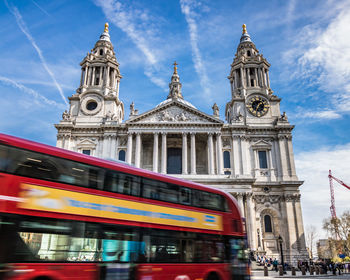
[55,23,308,264]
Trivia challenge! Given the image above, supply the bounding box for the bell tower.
[225,24,281,125]
[67,23,124,125]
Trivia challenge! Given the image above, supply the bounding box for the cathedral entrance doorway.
[167,148,182,174]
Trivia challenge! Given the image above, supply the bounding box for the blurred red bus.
[0,133,250,280]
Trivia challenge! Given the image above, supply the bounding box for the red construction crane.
[328,170,350,219]
[328,170,350,253]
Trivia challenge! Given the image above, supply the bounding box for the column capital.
[182,132,188,136]
[216,132,222,137]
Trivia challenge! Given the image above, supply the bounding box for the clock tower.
[225,24,281,126]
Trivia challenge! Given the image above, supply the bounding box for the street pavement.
[251,270,350,280]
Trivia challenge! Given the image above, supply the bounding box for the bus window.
[142,179,179,204]
[6,146,59,181]
[101,225,140,262]
[180,187,191,205]
[142,229,180,263]
[193,190,222,211]
[0,144,9,172]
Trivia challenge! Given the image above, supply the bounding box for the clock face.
[246,96,270,117]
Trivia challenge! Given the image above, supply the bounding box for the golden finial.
[173,61,178,74]
[242,24,247,34]
[104,22,109,33]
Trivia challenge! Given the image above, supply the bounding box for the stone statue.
[233,112,243,122]
[62,110,71,121]
[212,103,219,117]
[130,102,135,116]
[279,111,288,121]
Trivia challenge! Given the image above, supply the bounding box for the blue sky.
[1,0,350,240]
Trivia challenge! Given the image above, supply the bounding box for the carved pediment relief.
[76,138,97,148]
[127,101,223,125]
[251,139,272,150]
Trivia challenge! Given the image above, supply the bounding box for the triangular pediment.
[251,139,272,150]
[76,138,97,148]
[127,99,223,125]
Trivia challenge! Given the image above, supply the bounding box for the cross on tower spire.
[173,61,178,74]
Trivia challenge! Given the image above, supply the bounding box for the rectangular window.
[258,151,268,169]
[82,149,91,155]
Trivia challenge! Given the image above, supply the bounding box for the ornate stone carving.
[62,110,71,121]
[253,195,282,204]
[284,194,301,202]
[222,137,231,147]
[139,107,211,123]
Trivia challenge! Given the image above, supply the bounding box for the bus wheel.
[206,272,220,280]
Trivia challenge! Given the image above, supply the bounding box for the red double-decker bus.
[0,133,250,280]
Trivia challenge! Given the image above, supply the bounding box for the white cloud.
[94,0,167,90]
[5,1,68,105]
[0,76,66,109]
[284,1,350,120]
[295,143,350,238]
[302,110,342,120]
[179,0,211,101]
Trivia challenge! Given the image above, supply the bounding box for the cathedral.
[55,23,308,264]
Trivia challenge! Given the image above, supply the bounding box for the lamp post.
[278,235,285,274]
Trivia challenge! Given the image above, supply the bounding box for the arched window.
[99,49,103,55]
[247,50,251,56]
[118,150,126,161]
[223,151,231,168]
[264,215,272,233]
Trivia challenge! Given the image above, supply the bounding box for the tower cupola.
[64,23,124,125]
[77,23,122,98]
[167,61,183,100]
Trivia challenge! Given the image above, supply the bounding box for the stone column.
[56,135,63,148]
[254,68,258,87]
[286,135,298,180]
[91,67,96,86]
[294,195,307,255]
[126,133,133,164]
[247,193,257,251]
[83,67,88,86]
[80,68,85,86]
[182,133,188,174]
[237,193,245,218]
[234,71,238,88]
[216,133,224,175]
[232,135,241,176]
[190,132,196,174]
[241,136,251,176]
[278,135,289,181]
[106,66,110,88]
[247,68,251,87]
[240,68,245,88]
[102,135,109,158]
[208,133,214,175]
[161,132,167,174]
[153,133,159,172]
[98,67,102,86]
[135,133,141,168]
[285,195,297,258]
[266,70,270,88]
